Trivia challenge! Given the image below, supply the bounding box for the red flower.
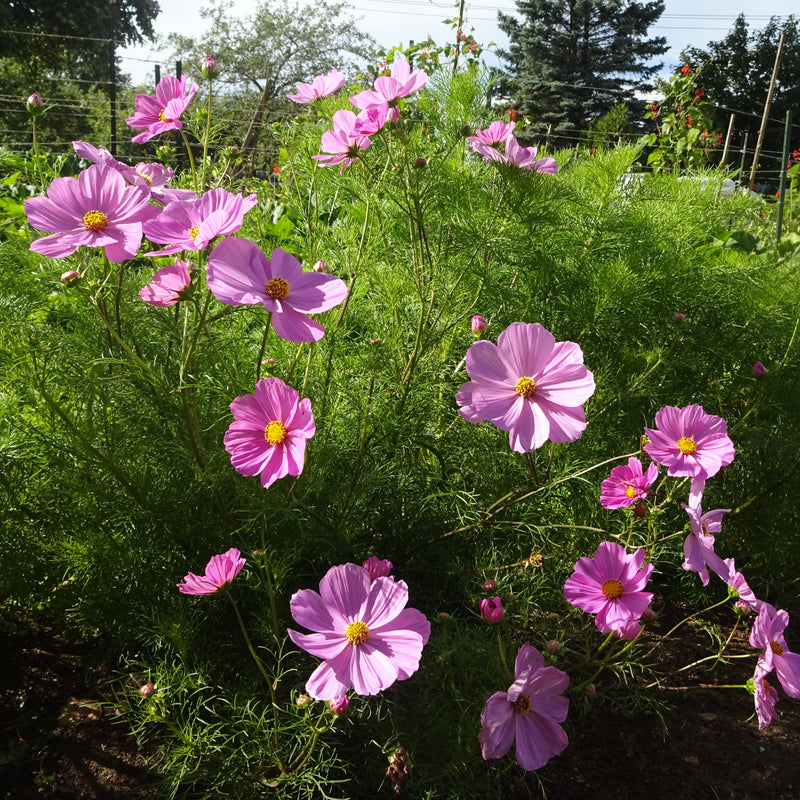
[273,165,280,174]
[681,65,692,76]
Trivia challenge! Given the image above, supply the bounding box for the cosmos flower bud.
[674,310,686,322]
[26,93,45,115]
[482,578,497,592]
[328,695,350,715]
[296,694,311,708]
[362,555,392,581]
[471,314,488,337]
[415,156,428,168]
[139,683,155,697]
[479,596,504,624]
[752,360,767,378]
[641,607,656,623]
[546,639,561,653]
[60,270,79,284]
[312,259,328,273]
[584,683,596,698]
[201,54,219,79]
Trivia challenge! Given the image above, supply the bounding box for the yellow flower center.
[266,276,290,301]
[189,225,200,240]
[770,640,784,656]
[677,437,697,455]
[137,172,153,185]
[158,109,171,122]
[625,486,637,498]
[601,579,624,600]
[265,420,287,446]
[82,209,108,232]
[345,620,370,645]
[512,694,531,715]
[514,376,536,398]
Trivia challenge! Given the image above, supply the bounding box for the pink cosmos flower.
[478,644,569,771]
[353,105,390,135]
[143,188,257,255]
[723,558,775,616]
[177,547,246,595]
[139,260,192,306]
[223,378,315,490]
[456,322,595,453]
[287,562,431,700]
[362,556,393,582]
[312,109,372,173]
[749,606,800,699]
[287,68,347,103]
[480,597,504,623]
[599,457,659,510]
[24,164,158,262]
[206,238,349,342]
[467,121,515,148]
[126,75,199,144]
[753,662,780,729]
[680,502,731,586]
[563,541,654,636]
[643,404,735,479]
[504,136,559,173]
[349,59,427,112]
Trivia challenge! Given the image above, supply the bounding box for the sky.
[118,0,799,86]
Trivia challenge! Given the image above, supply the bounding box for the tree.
[497,0,667,139]
[165,0,374,158]
[682,14,800,176]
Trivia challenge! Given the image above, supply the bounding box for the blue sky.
[119,1,799,85]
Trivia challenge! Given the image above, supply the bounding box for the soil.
[1,613,798,800]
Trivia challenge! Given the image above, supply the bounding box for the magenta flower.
[287,562,430,700]
[753,663,780,729]
[467,121,515,148]
[504,136,558,173]
[287,68,347,103]
[752,360,767,378]
[312,109,372,173]
[480,597,504,624]
[563,541,654,636]
[206,238,348,342]
[126,75,199,144]
[723,559,775,615]
[643,404,735,479]
[749,607,800,699]
[139,260,192,306]
[471,314,488,337]
[223,378,315,490]
[349,59,427,111]
[456,322,595,453]
[478,644,569,771]
[143,188,257,255]
[599,457,658,510]
[24,164,158,262]
[177,547,246,595]
[680,502,731,586]
[362,556,393,582]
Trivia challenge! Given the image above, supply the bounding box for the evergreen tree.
[497,0,667,140]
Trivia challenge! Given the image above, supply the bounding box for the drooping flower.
[143,188,257,255]
[139,260,192,306]
[287,562,430,700]
[177,547,246,595]
[206,238,349,342]
[563,541,654,636]
[643,404,735,479]
[223,378,315,490]
[287,68,347,103]
[24,164,158,262]
[599,457,659,510]
[680,502,731,586]
[126,75,199,144]
[478,644,569,771]
[362,556,393,582]
[723,558,775,616]
[312,109,372,173]
[480,596,504,623]
[753,662,780,729]
[456,321,595,453]
[749,606,800,699]
[349,59,427,112]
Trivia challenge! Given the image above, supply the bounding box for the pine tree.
[497,0,667,140]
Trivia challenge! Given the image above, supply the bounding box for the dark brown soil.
[2,614,798,799]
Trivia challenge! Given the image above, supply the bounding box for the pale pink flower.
[599,457,658,510]
[143,188,257,255]
[456,321,595,452]
[312,109,372,173]
[223,378,315,490]
[467,121,515,148]
[680,502,731,586]
[139,260,192,306]
[753,663,780,729]
[206,238,348,342]
[24,164,157,262]
[349,59,427,111]
[478,644,569,771]
[287,69,347,103]
[563,541,654,636]
[504,136,558,173]
[287,562,430,700]
[177,547,246,595]
[126,75,199,144]
[643,404,735,479]
[353,105,390,135]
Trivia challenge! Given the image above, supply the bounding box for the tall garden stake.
[776,110,792,244]
[748,32,784,191]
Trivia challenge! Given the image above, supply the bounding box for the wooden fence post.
[748,32,784,191]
